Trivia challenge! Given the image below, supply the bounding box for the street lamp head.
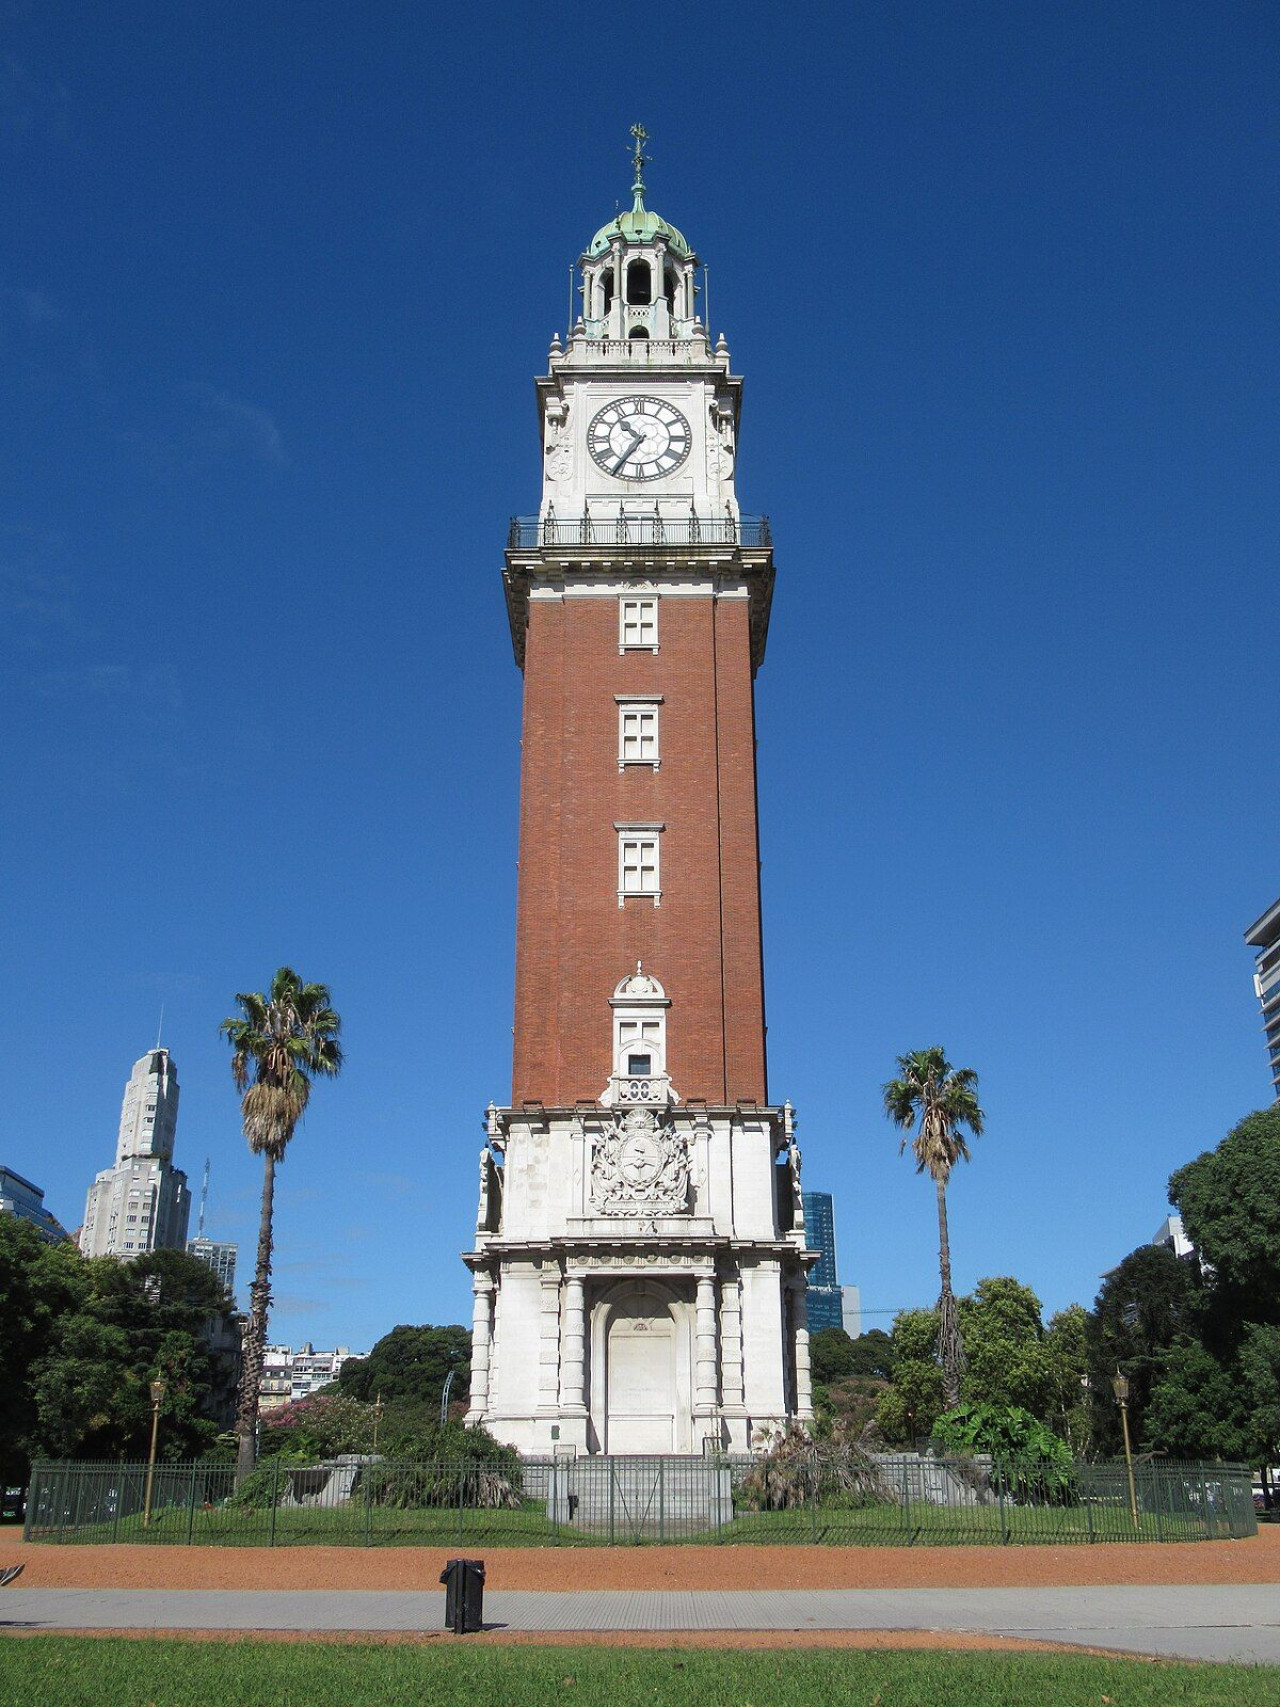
[1111,1370,1129,1405]
[150,1379,167,1405]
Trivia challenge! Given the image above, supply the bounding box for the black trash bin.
[440,1556,485,1633]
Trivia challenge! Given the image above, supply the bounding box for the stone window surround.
[619,594,658,653]
[616,821,664,906]
[616,692,663,770]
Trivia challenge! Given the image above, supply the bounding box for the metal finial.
[629,122,650,204]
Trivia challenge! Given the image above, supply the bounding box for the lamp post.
[142,1378,167,1528]
[1112,1370,1140,1532]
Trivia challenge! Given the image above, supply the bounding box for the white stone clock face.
[588,396,691,482]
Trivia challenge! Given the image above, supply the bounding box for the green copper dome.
[586,191,691,260]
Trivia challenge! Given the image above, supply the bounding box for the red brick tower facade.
[465,136,813,1458]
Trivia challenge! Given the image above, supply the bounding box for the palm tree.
[220,967,342,1479]
[883,1047,984,1412]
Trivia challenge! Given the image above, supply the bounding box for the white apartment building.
[80,1048,190,1259]
[188,1236,238,1303]
[257,1342,365,1409]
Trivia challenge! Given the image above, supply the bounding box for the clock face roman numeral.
[587,396,693,482]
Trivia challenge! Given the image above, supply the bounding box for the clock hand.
[611,422,643,473]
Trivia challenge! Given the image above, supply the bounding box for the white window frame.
[619,595,658,653]
[615,822,664,906]
[616,693,662,770]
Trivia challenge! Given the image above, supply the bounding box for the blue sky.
[3,2,1276,1353]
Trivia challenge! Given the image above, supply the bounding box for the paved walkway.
[2,1584,1278,1664]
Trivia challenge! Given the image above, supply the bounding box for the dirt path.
[6,1525,1276,1592]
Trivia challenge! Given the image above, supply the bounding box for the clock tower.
[465,130,814,1455]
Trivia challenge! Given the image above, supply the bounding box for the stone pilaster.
[558,1273,587,1414]
[792,1278,814,1422]
[465,1273,494,1423]
[694,1270,719,1418]
[536,1261,562,1413]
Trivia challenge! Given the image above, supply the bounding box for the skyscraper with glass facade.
[801,1190,844,1332]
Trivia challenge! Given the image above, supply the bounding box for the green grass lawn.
[0,1638,1274,1707]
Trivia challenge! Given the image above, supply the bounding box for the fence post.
[658,1458,665,1545]
[997,1468,1010,1545]
[1199,1466,1213,1541]
[364,1460,373,1547]
[268,1461,279,1547]
[608,1461,615,1546]
[186,1462,198,1544]
[1151,1465,1164,1543]
[457,1469,465,1545]
[901,1458,911,1543]
[809,1453,818,1543]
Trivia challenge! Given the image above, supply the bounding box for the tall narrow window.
[617,825,663,905]
[620,596,658,652]
[617,696,661,769]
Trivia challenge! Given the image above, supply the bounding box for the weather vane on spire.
[630,122,650,201]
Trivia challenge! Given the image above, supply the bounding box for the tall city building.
[188,1237,238,1303]
[0,1165,69,1244]
[1245,896,1280,1100]
[80,1047,191,1258]
[464,133,817,1455]
[801,1191,845,1332]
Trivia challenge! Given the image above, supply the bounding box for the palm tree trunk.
[235,1151,276,1482]
[935,1174,965,1411]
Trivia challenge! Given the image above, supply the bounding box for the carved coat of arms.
[592,1108,690,1216]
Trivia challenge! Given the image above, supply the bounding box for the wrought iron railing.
[508,515,771,550]
[23,1453,1256,1549]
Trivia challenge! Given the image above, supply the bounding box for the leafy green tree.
[1143,1340,1251,1461]
[958,1277,1055,1418]
[29,1248,238,1462]
[811,1326,897,1386]
[220,967,343,1480]
[336,1324,470,1408]
[1043,1304,1092,1455]
[0,1216,86,1482]
[1170,1107,1280,1331]
[1085,1243,1198,1453]
[810,1327,856,1386]
[846,1328,897,1380]
[883,1047,984,1408]
[1237,1323,1280,1470]
[874,1308,944,1443]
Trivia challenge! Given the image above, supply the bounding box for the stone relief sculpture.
[544,398,573,483]
[706,401,735,480]
[592,1106,690,1215]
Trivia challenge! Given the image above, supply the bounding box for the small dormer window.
[604,964,674,1106]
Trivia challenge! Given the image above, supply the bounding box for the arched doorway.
[592,1279,690,1453]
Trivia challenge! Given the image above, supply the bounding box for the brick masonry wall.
[511,587,768,1107]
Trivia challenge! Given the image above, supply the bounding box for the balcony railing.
[556,337,717,365]
[508,514,771,550]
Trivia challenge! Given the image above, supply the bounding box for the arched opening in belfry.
[663,263,678,314]
[600,268,614,315]
[628,327,649,341]
[625,259,651,306]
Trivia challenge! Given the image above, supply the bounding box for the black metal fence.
[24,1453,1256,1549]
